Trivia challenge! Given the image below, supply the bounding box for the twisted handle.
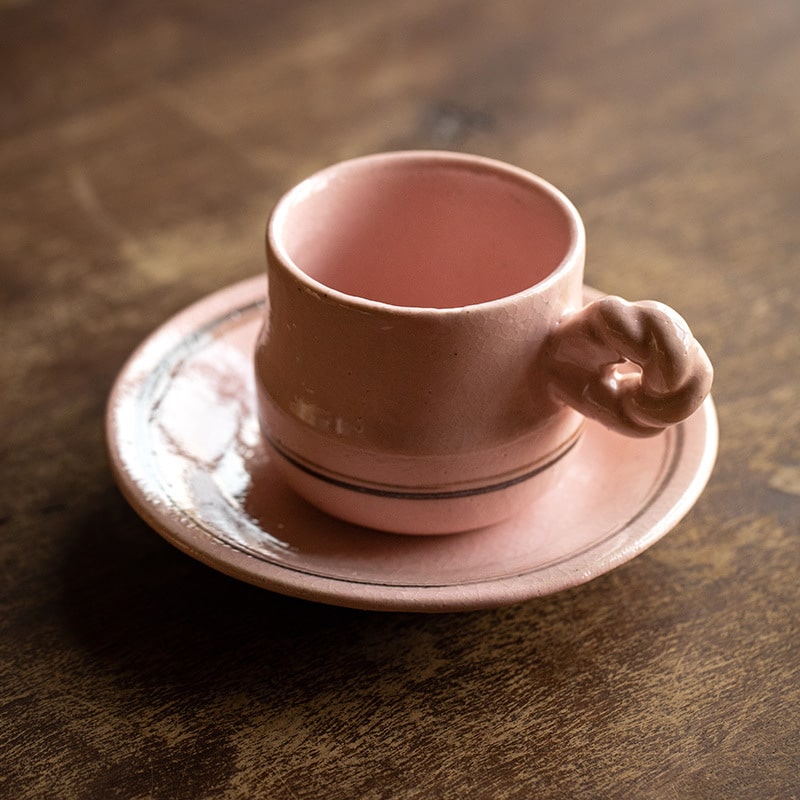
[544,296,713,437]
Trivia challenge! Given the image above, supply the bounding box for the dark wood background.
[2,0,798,797]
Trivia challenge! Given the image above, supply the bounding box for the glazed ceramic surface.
[256,152,713,533]
[106,277,718,612]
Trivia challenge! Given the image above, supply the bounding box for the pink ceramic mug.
[254,151,712,534]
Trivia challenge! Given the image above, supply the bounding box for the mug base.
[267,439,576,535]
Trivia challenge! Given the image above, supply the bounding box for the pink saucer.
[106,277,718,612]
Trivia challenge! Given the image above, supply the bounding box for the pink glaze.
[255,152,713,534]
[105,277,719,611]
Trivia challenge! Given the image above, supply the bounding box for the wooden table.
[2,1,798,797]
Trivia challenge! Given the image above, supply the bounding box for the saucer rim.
[106,276,718,612]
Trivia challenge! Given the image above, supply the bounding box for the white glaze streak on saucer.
[106,277,719,612]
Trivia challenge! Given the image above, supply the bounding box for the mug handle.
[544,296,713,437]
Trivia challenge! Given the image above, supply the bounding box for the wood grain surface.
[1,0,798,797]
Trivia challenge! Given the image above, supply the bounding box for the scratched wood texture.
[1,0,799,798]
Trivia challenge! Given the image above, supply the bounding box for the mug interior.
[272,154,576,308]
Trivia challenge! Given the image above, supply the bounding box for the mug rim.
[267,150,585,316]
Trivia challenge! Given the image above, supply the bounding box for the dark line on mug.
[265,433,583,500]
